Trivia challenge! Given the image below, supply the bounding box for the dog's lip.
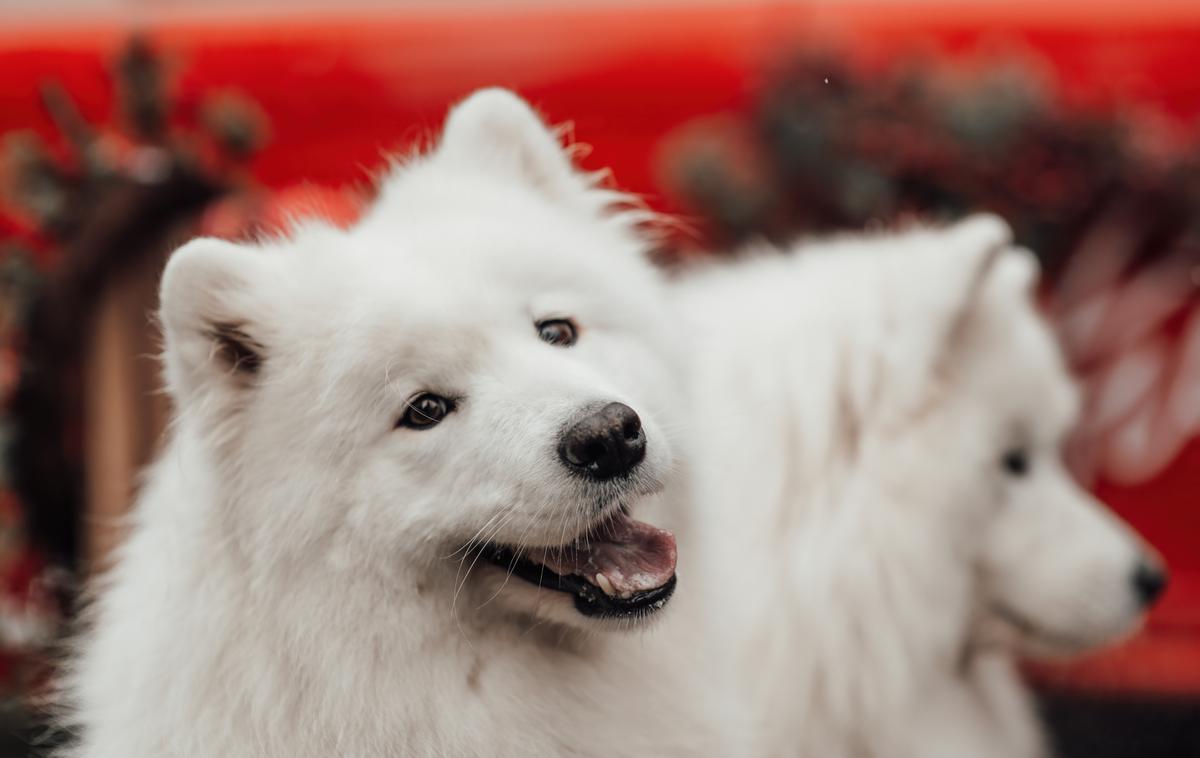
[480,508,678,618]
[988,603,1099,653]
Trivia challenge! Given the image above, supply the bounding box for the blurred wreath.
[0,36,269,701]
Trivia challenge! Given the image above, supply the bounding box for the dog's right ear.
[897,209,1017,400]
[159,237,274,410]
[933,214,1012,368]
[435,88,586,204]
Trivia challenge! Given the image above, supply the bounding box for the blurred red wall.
[1,0,1198,696]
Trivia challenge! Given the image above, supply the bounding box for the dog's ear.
[159,237,276,414]
[934,215,1012,364]
[994,244,1040,299]
[910,213,1045,387]
[436,88,586,202]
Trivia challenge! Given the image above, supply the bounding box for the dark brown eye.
[398,393,454,430]
[536,318,577,347]
[1002,448,1030,477]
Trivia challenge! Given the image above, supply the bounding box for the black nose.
[1132,561,1168,607]
[558,402,646,480]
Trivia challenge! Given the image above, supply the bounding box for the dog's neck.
[675,283,999,753]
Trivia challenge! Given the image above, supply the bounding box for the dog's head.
[158,89,681,631]
[881,216,1165,658]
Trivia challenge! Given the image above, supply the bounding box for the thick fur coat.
[672,219,1160,757]
[62,90,1159,758]
[62,89,735,758]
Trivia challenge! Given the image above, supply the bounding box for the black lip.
[483,545,676,619]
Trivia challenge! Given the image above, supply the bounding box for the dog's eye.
[1001,448,1030,477]
[398,393,454,430]
[536,318,578,347]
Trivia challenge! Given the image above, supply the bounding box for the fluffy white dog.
[62,88,1162,758]
[61,89,736,758]
[671,218,1166,757]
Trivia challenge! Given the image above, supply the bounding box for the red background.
[1,0,1197,696]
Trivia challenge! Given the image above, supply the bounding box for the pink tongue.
[538,514,677,596]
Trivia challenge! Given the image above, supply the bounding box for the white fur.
[670,216,1159,757]
[63,89,1156,758]
[62,89,737,758]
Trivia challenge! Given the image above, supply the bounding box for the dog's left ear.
[929,214,1041,376]
[937,215,1010,356]
[436,88,586,202]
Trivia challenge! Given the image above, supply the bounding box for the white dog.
[671,218,1166,757]
[61,89,738,758]
[63,88,1162,758]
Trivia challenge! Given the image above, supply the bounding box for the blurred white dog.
[671,217,1166,757]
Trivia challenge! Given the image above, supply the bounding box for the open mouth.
[482,508,678,619]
